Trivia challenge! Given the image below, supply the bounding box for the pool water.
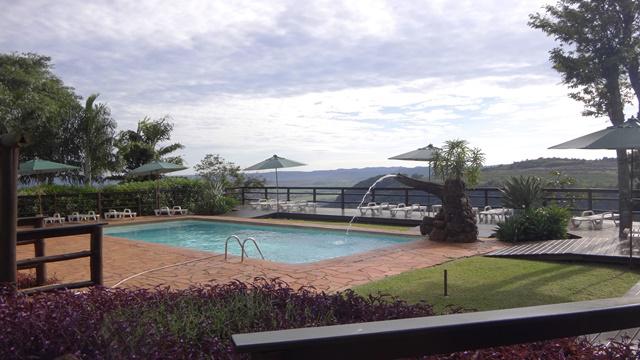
[104,220,416,264]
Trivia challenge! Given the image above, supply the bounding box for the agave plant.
[501,176,544,210]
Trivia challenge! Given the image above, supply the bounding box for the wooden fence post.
[0,143,18,284]
[241,188,245,205]
[34,216,46,285]
[313,188,317,203]
[96,192,102,217]
[90,225,103,286]
[405,189,409,205]
[341,189,345,210]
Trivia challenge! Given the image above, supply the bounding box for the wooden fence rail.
[233,297,640,359]
[16,223,105,294]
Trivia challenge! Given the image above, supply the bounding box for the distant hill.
[258,157,619,188]
[257,166,430,187]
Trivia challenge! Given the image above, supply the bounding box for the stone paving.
[17,216,505,292]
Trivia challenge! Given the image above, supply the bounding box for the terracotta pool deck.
[17,215,505,292]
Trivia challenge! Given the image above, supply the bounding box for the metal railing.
[228,186,625,213]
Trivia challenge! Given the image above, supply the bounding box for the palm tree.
[116,116,184,175]
[79,94,117,184]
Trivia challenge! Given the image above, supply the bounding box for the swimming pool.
[104,220,417,264]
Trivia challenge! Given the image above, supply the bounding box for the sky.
[0,0,626,174]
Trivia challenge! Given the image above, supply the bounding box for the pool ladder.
[224,235,265,262]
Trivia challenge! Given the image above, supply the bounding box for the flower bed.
[0,278,636,359]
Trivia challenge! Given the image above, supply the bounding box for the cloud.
[0,0,617,172]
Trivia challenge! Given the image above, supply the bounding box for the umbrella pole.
[275,168,280,212]
[631,149,635,267]
[427,161,432,210]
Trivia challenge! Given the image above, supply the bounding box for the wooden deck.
[487,221,640,265]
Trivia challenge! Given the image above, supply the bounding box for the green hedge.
[18,178,236,216]
[495,205,571,242]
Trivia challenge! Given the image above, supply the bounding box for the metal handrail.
[224,235,246,261]
[241,237,265,262]
[224,235,265,262]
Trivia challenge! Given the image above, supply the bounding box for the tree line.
[0,52,184,184]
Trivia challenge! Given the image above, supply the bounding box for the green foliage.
[495,205,572,242]
[79,94,118,183]
[193,180,237,215]
[19,183,98,195]
[116,116,185,174]
[0,53,84,175]
[545,170,576,188]
[432,139,485,186]
[102,177,200,192]
[501,176,544,210]
[529,1,640,120]
[194,153,258,188]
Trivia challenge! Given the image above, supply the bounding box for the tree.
[431,139,484,186]
[396,139,485,243]
[116,116,184,173]
[0,53,83,171]
[195,154,243,187]
[79,94,118,184]
[529,0,640,234]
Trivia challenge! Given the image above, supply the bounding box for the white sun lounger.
[571,210,610,230]
[117,208,137,218]
[67,212,83,222]
[170,206,188,215]
[390,203,414,218]
[250,199,270,210]
[301,201,318,213]
[104,209,122,219]
[154,206,172,216]
[358,202,382,216]
[44,213,65,224]
[83,211,99,221]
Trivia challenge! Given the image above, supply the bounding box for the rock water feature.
[342,173,478,243]
[395,174,478,243]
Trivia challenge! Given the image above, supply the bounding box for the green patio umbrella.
[550,119,640,264]
[389,144,440,206]
[19,159,80,215]
[19,159,80,176]
[128,161,188,208]
[244,155,306,210]
[128,161,187,177]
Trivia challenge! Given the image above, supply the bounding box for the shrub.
[501,176,544,210]
[0,279,636,359]
[193,179,237,215]
[495,205,571,242]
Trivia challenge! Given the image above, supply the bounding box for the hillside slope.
[257,157,618,188]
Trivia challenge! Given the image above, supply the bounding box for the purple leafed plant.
[0,278,637,359]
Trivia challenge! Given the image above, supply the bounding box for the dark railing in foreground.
[16,221,104,294]
[233,297,640,359]
[230,186,626,213]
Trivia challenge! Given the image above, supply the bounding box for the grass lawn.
[353,257,640,313]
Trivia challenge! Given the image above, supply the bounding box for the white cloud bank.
[0,0,619,172]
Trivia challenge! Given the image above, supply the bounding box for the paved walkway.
[17,216,504,292]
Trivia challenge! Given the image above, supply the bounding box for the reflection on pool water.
[104,220,417,264]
